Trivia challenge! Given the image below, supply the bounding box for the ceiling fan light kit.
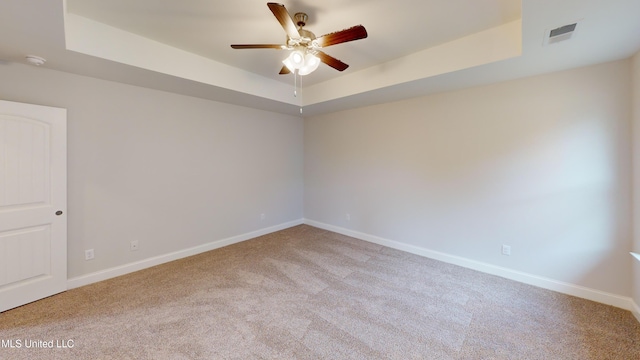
[298,53,320,75]
[283,49,305,70]
[230,2,368,76]
[282,49,320,75]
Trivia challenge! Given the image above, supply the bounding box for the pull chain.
[292,70,303,114]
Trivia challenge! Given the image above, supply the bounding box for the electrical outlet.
[85,249,94,260]
[130,240,139,251]
[260,213,266,221]
[501,245,511,256]
[346,213,351,221]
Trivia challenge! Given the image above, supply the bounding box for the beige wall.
[632,51,640,314]
[305,60,632,297]
[0,55,636,306]
[0,62,304,279]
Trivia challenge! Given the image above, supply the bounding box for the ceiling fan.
[231,2,368,76]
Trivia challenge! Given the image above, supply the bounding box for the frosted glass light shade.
[282,50,305,71]
[298,54,320,76]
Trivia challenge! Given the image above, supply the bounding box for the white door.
[0,100,67,313]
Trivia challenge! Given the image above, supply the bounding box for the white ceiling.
[1,0,639,116]
[66,0,522,86]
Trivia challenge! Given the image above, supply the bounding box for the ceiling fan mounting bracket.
[294,12,308,27]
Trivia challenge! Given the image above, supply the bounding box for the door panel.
[0,115,49,207]
[0,225,50,287]
[0,100,66,313]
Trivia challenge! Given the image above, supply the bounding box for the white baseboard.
[633,301,640,323]
[67,219,304,289]
[304,219,635,312]
[67,217,636,314]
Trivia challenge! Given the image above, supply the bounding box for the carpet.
[1,225,638,359]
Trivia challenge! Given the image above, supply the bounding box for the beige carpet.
[1,225,639,359]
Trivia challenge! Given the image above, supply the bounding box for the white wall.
[305,60,632,297]
[0,62,304,279]
[632,51,640,315]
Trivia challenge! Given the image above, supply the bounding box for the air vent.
[543,22,579,46]
[550,23,577,38]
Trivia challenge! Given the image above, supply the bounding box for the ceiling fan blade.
[267,2,300,39]
[315,51,349,71]
[231,44,285,49]
[315,25,368,48]
[279,65,291,75]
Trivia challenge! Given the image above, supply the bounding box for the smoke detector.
[25,55,46,66]
[543,21,580,46]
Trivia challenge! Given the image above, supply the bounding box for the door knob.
[55,210,63,216]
